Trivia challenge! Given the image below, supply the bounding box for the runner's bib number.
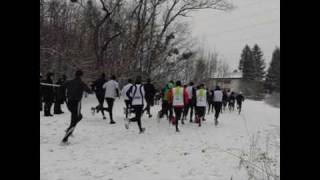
[173,87,184,106]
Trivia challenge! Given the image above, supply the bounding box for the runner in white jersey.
[102,75,119,124]
[195,84,207,127]
[182,82,196,122]
[213,86,223,126]
[121,79,133,118]
[125,76,146,133]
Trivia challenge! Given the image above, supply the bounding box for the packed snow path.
[40,95,280,180]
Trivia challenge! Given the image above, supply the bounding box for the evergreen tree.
[238,44,250,71]
[252,44,266,81]
[241,45,255,81]
[265,47,280,92]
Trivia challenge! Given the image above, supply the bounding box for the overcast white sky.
[187,0,280,70]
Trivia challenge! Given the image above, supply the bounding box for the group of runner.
[40,70,244,145]
[156,81,245,132]
[89,74,245,134]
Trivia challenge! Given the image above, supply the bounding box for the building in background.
[205,71,242,91]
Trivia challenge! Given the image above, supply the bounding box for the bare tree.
[148,0,234,76]
[207,51,218,78]
[40,0,234,83]
[90,0,123,71]
[193,58,207,84]
[216,60,230,78]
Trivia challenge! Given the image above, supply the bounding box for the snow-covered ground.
[40,95,280,180]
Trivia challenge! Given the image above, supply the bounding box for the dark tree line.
[265,47,280,93]
[239,44,266,82]
[238,44,280,95]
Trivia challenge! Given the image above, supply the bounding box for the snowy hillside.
[40,95,280,180]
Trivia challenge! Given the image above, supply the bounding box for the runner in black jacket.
[43,72,55,116]
[207,88,214,114]
[54,75,67,114]
[40,73,43,111]
[222,89,228,112]
[228,92,236,111]
[91,73,107,119]
[143,78,156,118]
[61,70,92,145]
[236,92,245,114]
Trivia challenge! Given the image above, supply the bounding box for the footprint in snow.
[132,158,143,164]
[269,124,278,128]
[209,169,222,177]
[183,152,190,156]
[93,174,105,179]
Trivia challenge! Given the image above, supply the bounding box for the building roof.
[211,72,243,79]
